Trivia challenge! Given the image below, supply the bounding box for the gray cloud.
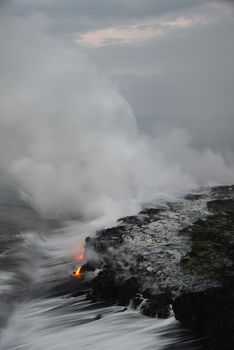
[5,0,233,37]
[4,0,207,34]
[2,2,233,154]
[0,0,7,6]
[2,0,233,157]
[84,6,234,156]
[7,0,203,19]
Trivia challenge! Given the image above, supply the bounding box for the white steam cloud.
[0,11,233,221]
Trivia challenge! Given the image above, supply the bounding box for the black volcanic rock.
[91,268,120,302]
[118,277,139,305]
[117,215,143,225]
[141,292,172,318]
[173,288,234,350]
[173,186,234,349]
[91,270,139,306]
[131,293,144,309]
[61,185,234,349]
[81,262,97,272]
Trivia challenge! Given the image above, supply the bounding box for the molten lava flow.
[72,265,82,278]
[72,242,85,278]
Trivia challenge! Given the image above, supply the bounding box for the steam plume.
[0,11,233,221]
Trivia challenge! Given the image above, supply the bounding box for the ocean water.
[0,187,200,350]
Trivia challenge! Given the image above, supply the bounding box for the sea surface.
[0,186,201,350]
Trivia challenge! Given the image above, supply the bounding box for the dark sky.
[2,0,234,152]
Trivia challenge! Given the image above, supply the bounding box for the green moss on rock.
[180,198,234,285]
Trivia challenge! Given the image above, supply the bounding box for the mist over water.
[0,10,233,223]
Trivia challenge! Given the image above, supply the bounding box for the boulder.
[141,292,172,318]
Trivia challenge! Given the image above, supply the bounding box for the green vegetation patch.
[180,199,234,283]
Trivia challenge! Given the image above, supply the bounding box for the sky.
[1,0,234,154]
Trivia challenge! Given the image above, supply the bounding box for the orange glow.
[72,265,83,278]
[72,242,85,278]
[75,244,84,261]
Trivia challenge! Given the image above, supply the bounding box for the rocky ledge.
[82,185,234,349]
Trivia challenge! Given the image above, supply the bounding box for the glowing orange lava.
[72,242,85,278]
[72,265,82,278]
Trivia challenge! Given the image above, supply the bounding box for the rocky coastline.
[63,185,234,349]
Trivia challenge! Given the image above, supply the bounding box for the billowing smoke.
[0,10,233,221]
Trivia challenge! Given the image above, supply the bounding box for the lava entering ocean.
[72,265,83,278]
[72,243,85,279]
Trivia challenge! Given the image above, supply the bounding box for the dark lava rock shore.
[174,186,234,349]
[82,185,234,349]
